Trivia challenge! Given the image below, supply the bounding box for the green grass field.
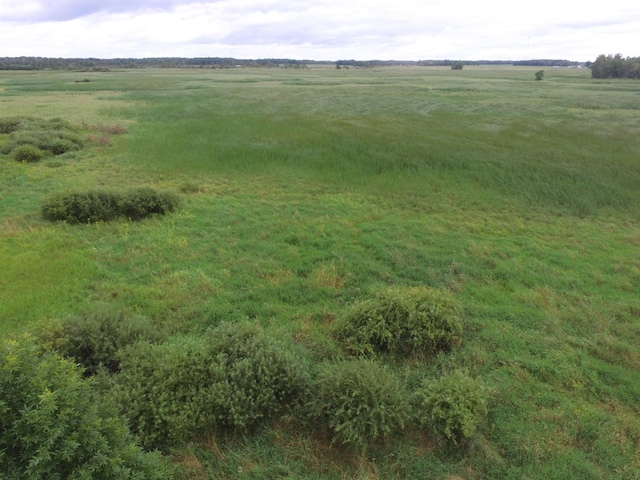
[1,65,639,479]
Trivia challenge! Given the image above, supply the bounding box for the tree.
[451,62,464,70]
[591,54,640,79]
[535,70,544,81]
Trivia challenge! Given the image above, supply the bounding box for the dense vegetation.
[591,53,640,79]
[1,65,639,479]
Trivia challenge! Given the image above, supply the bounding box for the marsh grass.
[1,66,639,478]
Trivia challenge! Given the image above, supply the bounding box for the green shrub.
[41,188,179,224]
[48,137,82,155]
[114,337,217,449]
[12,144,44,162]
[0,336,173,479]
[41,190,122,223]
[119,187,180,220]
[205,322,311,430]
[35,306,167,376]
[415,370,488,446]
[114,324,310,449]
[308,359,410,450]
[333,286,463,357]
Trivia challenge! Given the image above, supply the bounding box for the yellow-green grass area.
[1,66,639,478]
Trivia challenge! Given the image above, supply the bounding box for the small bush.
[308,359,410,450]
[48,137,81,155]
[12,144,44,162]
[119,187,179,220]
[333,286,463,357]
[114,337,217,449]
[41,190,122,223]
[415,370,488,446]
[41,187,178,223]
[0,336,173,479]
[205,322,311,430]
[35,306,167,376]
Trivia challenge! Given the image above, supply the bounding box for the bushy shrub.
[415,370,488,446]
[41,190,122,223]
[333,286,463,357]
[114,337,217,449]
[119,187,179,220]
[205,322,311,430]
[48,137,82,155]
[41,188,179,224]
[308,359,410,450]
[114,323,310,449]
[12,144,44,162]
[35,306,167,376]
[0,336,173,479]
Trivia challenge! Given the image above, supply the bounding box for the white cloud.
[0,0,638,60]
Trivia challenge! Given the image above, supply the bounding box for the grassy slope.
[1,66,639,478]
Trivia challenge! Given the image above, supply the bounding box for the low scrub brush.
[41,187,179,223]
[333,286,463,357]
[308,359,410,450]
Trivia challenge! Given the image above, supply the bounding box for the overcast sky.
[0,1,637,61]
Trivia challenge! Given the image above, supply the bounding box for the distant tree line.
[0,57,314,71]
[590,54,640,79]
[513,59,579,67]
[0,56,590,71]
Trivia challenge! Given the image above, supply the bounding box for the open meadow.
[1,65,639,479]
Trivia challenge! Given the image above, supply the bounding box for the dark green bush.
[333,286,463,357]
[114,337,217,449]
[12,144,44,163]
[48,137,82,155]
[119,187,180,220]
[41,188,179,224]
[114,323,310,449]
[35,307,167,376]
[308,359,410,450]
[0,336,173,479]
[415,370,488,446]
[41,190,122,223]
[205,322,311,430]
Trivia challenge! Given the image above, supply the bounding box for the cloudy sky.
[0,1,637,61]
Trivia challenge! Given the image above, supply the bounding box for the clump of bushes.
[35,306,167,376]
[414,370,488,446]
[113,323,311,449]
[332,286,463,357]
[0,336,173,478]
[41,187,179,223]
[0,116,83,160]
[308,359,410,450]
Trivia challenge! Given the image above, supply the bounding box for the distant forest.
[0,56,583,71]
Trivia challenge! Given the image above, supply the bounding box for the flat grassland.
[1,66,639,478]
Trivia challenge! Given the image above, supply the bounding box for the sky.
[0,1,637,61]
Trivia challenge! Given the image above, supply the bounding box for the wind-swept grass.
[1,66,639,478]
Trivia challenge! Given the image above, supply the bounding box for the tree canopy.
[591,54,640,79]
